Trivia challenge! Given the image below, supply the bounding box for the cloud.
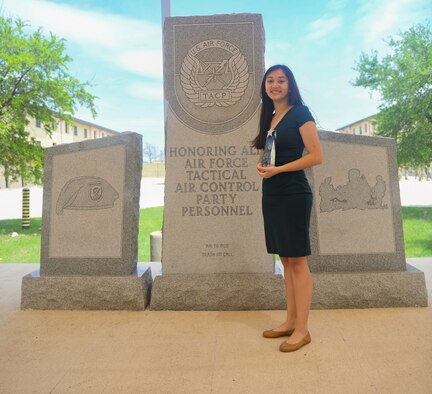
[128,82,164,100]
[328,0,348,11]
[356,0,429,48]
[2,0,162,78]
[305,15,342,41]
[117,50,163,79]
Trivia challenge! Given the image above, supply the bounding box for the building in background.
[1,116,119,188]
[337,114,431,180]
[29,116,119,148]
[336,114,377,136]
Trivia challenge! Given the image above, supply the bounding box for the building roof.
[336,114,377,131]
[72,116,120,134]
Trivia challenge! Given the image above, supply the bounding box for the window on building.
[35,140,42,146]
[74,126,78,136]
[36,119,41,128]
[94,131,97,139]
[65,124,68,133]
[359,126,362,135]
[352,127,356,135]
[364,124,368,134]
[84,128,87,138]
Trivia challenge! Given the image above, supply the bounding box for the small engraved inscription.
[319,168,387,212]
[202,242,233,257]
[56,176,119,215]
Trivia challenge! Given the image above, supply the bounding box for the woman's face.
[265,68,289,103]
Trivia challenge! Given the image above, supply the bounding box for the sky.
[1,0,430,151]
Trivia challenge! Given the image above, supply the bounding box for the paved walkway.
[0,259,431,393]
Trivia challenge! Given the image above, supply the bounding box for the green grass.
[402,207,432,257]
[0,217,43,263]
[0,206,431,263]
[138,207,163,262]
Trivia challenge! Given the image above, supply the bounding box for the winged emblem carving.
[180,41,249,108]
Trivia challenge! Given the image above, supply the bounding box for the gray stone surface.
[150,264,427,310]
[307,131,406,272]
[150,231,162,262]
[312,264,427,309]
[162,13,273,275]
[21,132,149,311]
[40,132,142,276]
[21,267,152,310]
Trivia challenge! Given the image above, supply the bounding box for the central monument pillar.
[151,14,275,310]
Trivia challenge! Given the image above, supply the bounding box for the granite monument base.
[21,267,152,311]
[150,264,427,310]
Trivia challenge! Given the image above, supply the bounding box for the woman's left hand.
[256,164,280,178]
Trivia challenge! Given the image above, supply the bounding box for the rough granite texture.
[162,14,274,275]
[307,131,406,273]
[150,265,427,310]
[21,267,152,310]
[40,132,142,276]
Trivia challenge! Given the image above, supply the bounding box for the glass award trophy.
[262,129,276,167]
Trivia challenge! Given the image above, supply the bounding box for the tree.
[352,23,432,168]
[143,142,158,163]
[0,16,97,185]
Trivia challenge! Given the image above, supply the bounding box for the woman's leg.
[273,257,297,331]
[284,256,313,344]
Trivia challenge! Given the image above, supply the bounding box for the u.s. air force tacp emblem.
[166,20,264,135]
[180,40,249,108]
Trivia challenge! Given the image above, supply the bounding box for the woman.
[252,64,322,352]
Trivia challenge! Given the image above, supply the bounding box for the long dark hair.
[252,64,305,149]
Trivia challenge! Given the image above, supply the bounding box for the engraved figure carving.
[180,39,249,108]
[56,176,119,215]
[319,169,387,212]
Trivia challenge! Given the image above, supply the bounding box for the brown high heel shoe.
[262,328,295,338]
[279,332,311,352]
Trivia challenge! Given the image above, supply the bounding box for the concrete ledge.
[150,264,428,310]
[313,264,428,308]
[21,267,152,311]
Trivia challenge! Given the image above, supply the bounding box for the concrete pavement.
[0,259,431,393]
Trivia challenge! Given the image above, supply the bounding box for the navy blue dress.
[261,105,314,257]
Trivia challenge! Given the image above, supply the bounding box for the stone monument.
[152,13,427,310]
[21,132,152,310]
[306,131,427,308]
[151,13,276,309]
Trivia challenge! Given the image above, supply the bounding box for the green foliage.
[0,16,97,185]
[353,23,432,167]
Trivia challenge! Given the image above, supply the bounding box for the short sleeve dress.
[261,105,315,257]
